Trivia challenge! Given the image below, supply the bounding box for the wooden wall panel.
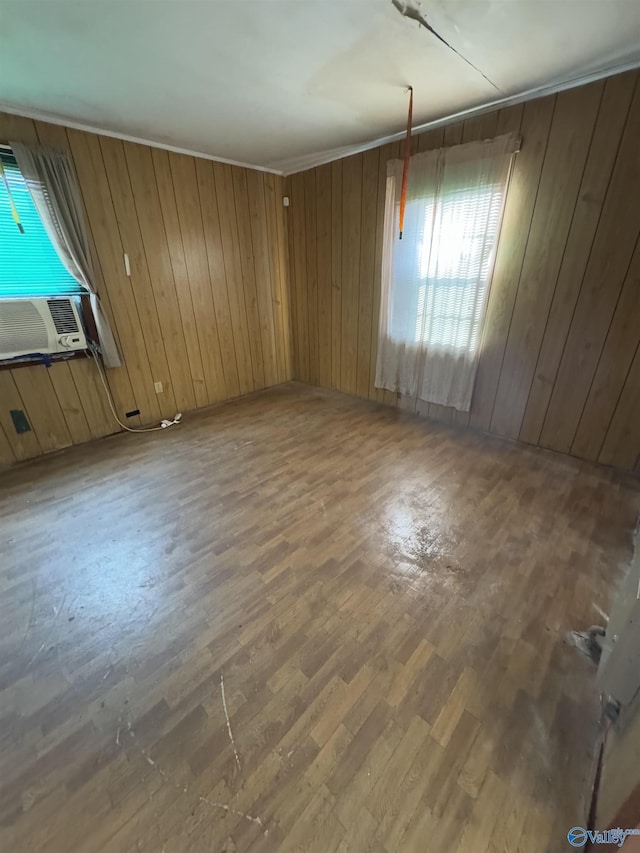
[196,159,241,399]
[66,359,113,440]
[571,243,640,461]
[539,78,640,454]
[469,98,550,433]
[340,155,363,396]
[246,170,279,388]
[599,344,640,470]
[286,69,640,472]
[47,363,93,446]
[330,160,343,391]
[151,148,208,409]
[170,152,227,403]
[232,168,266,391]
[490,84,602,438]
[519,72,637,445]
[212,163,255,397]
[315,164,333,389]
[2,70,638,473]
[288,171,309,383]
[303,169,319,386]
[0,112,291,467]
[125,144,198,413]
[12,368,72,453]
[0,373,42,460]
[263,172,292,384]
[34,120,141,424]
[100,137,179,421]
[70,129,161,423]
[0,422,15,468]
[356,148,380,399]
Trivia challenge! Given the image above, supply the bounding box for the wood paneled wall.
[0,113,292,468]
[2,70,639,473]
[286,70,640,473]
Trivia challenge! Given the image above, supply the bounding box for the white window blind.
[413,185,505,351]
[0,150,83,298]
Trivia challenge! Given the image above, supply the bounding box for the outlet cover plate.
[10,409,31,434]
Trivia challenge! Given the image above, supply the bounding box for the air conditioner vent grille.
[47,298,79,334]
[0,301,48,352]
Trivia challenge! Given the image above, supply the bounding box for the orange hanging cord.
[0,158,25,234]
[398,85,413,240]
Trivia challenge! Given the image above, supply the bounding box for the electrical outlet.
[154,381,163,394]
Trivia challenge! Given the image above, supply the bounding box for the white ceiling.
[1,0,639,175]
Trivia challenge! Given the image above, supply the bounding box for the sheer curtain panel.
[11,142,122,368]
[375,132,518,411]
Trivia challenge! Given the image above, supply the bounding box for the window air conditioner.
[0,297,87,361]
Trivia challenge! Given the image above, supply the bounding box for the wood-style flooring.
[1,383,638,852]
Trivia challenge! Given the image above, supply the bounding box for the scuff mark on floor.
[592,602,609,623]
[22,579,37,644]
[221,670,242,771]
[199,795,264,828]
[116,701,264,834]
[26,592,68,669]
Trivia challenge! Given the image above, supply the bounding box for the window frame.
[0,147,84,301]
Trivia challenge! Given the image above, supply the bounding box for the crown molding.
[2,55,639,178]
[278,56,640,175]
[0,103,284,175]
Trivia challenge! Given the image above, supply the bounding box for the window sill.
[0,350,90,372]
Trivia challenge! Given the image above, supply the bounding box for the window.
[411,184,505,351]
[376,133,517,412]
[387,183,507,356]
[0,150,83,298]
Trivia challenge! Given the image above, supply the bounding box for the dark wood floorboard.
[1,382,638,852]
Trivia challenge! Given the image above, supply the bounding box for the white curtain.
[375,132,518,411]
[10,142,122,368]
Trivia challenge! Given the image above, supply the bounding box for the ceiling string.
[399,85,413,241]
[0,157,25,234]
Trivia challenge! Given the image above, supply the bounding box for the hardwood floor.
[1,383,638,852]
